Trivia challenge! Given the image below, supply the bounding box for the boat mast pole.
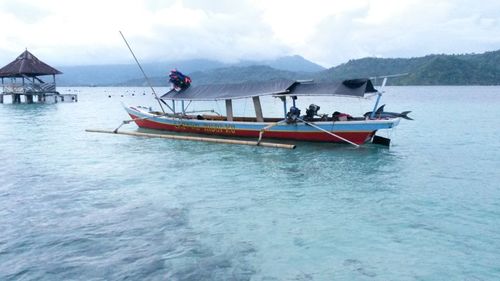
[119,31,171,114]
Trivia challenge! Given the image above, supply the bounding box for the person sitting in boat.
[332,111,353,121]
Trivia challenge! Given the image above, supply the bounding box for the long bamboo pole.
[119,31,170,113]
[86,129,296,149]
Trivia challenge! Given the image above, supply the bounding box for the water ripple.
[1,87,500,280]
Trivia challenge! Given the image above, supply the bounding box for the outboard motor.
[304,104,320,121]
[286,106,301,124]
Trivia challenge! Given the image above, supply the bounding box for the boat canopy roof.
[160,78,377,101]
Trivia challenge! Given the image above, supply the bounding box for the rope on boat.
[296,117,360,148]
[86,129,296,149]
[184,109,222,116]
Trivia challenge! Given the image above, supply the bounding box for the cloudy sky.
[0,0,499,67]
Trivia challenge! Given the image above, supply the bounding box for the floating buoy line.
[106,90,152,98]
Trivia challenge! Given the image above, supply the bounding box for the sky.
[0,0,499,67]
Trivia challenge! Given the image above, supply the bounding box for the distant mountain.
[235,55,325,73]
[121,65,310,86]
[315,50,500,85]
[57,64,138,86]
[190,65,308,85]
[56,50,500,86]
[57,59,225,86]
[56,55,323,86]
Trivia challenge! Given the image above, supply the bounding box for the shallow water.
[0,86,499,280]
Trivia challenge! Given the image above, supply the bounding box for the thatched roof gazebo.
[0,49,62,78]
[0,50,75,103]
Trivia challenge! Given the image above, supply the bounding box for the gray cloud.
[304,0,500,66]
[0,0,51,24]
[120,1,291,63]
[0,0,499,67]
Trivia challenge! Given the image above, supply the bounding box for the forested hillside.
[55,50,500,86]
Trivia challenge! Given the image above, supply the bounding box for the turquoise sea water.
[0,86,499,280]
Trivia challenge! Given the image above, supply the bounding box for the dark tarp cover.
[160,78,376,101]
[343,79,376,92]
[161,79,296,101]
[0,50,62,78]
[284,79,377,97]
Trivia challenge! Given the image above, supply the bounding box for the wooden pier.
[0,92,78,104]
[0,50,77,104]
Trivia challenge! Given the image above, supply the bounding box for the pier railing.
[2,82,57,94]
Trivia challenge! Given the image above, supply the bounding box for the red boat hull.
[129,113,377,144]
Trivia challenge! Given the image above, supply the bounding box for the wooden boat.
[124,78,403,146]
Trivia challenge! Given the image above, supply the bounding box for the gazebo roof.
[0,50,62,78]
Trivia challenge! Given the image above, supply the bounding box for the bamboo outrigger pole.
[86,129,296,149]
[256,120,286,145]
[119,31,170,113]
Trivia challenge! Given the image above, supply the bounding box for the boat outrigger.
[121,77,407,147]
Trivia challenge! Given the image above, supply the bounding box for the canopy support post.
[225,99,233,121]
[370,92,382,119]
[253,96,264,122]
[280,96,287,118]
[181,100,185,115]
